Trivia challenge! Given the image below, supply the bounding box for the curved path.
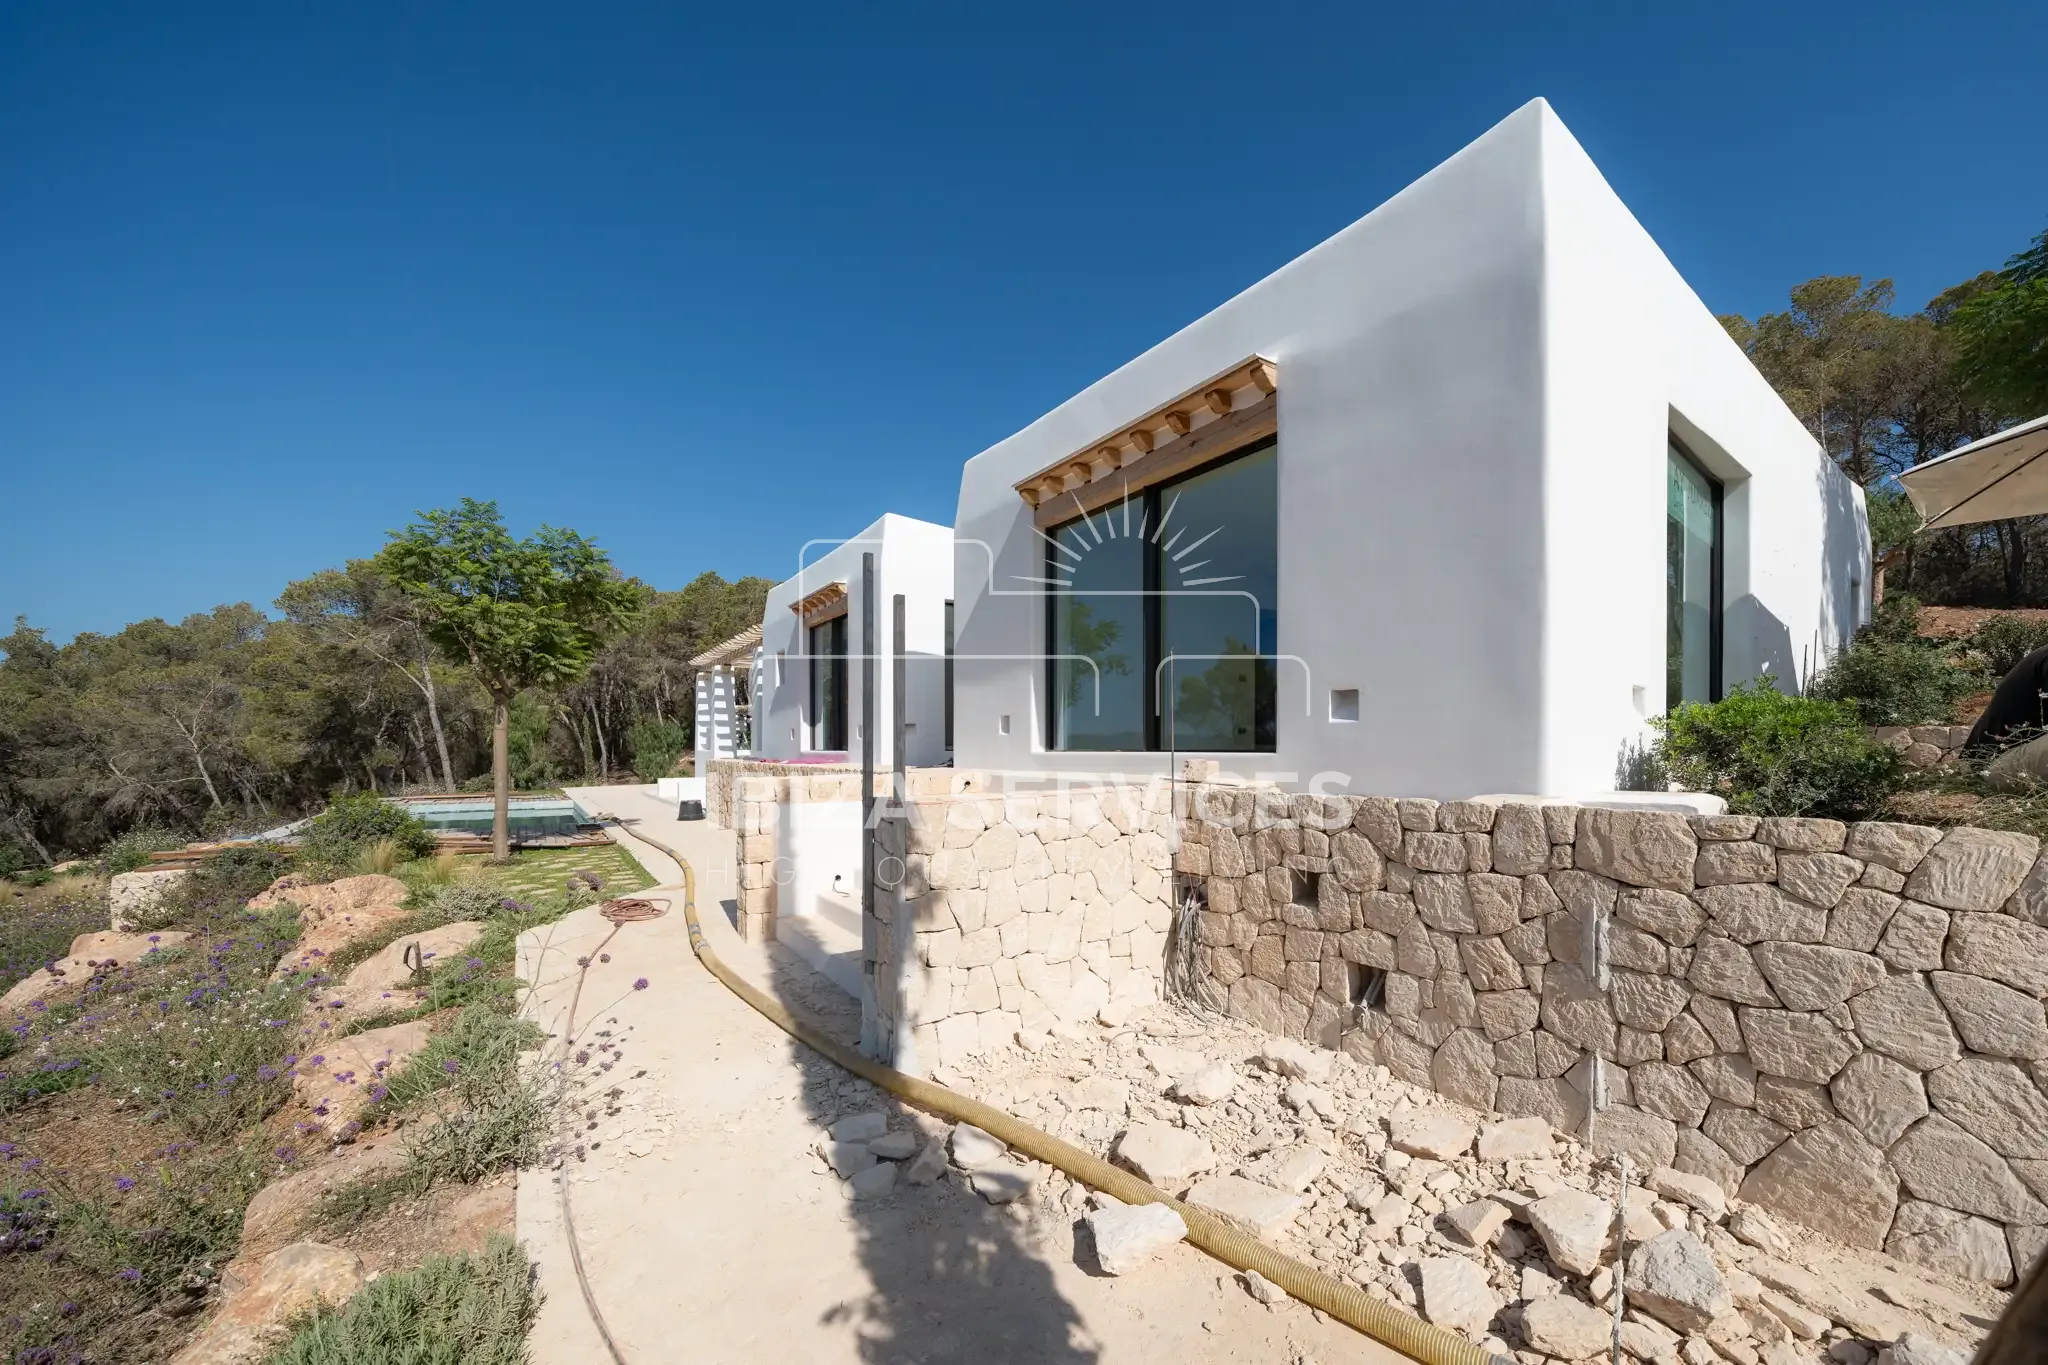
[515,783,1410,1364]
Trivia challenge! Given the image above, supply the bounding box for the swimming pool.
[399,797,591,840]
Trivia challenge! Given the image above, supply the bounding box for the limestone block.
[1571,808,1698,892]
[1696,841,1778,886]
[1862,863,1908,892]
[1738,1120,1898,1249]
[1886,1201,2014,1286]
[1777,853,1862,910]
[1495,1032,1538,1077]
[1540,961,1617,1054]
[1739,1008,1858,1084]
[1527,1188,1615,1275]
[1691,814,1760,841]
[1520,873,1563,921]
[2007,853,2048,926]
[1848,973,1963,1072]
[1609,923,1669,974]
[1649,1166,1727,1218]
[1456,935,1521,991]
[1877,901,1952,972]
[1502,918,1549,968]
[1674,1128,1746,1196]
[2010,1223,2048,1279]
[1945,911,2048,997]
[1490,805,1549,876]
[1689,993,1744,1052]
[1115,1122,1216,1187]
[1474,988,1539,1041]
[1586,1102,1678,1172]
[1497,1076,1588,1135]
[1534,1028,1580,1077]
[1824,887,1901,953]
[1416,1255,1501,1338]
[1664,1013,1716,1065]
[1830,1052,1928,1149]
[1703,1102,1792,1166]
[1890,1115,2048,1223]
[1689,1052,1758,1107]
[1186,1175,1304,1240]
[1613,970,1692,1030]
[1626,1228,1733,1332]
[1403,832,1467,875]
[1904,827,2039,913]
[1844,822,1943,874]
[1617,888,1708,946]
[1617,1026,1663,1065]
[1754,1075,1836,1131]
[1084,1201,1188,1274]
[1398,798,1440,832]
[1757,817,1848,853]
[1926,1057,2048,1159]
[1467,873,1520,933]
[1693,884,1826,944]
[1751,942,1886,1010]
[1634,1061,1713,1127]
[1521,1294,1612,1359]
[1931,971,2048,1059]
[1688,936,1781,1006]
[1432,1028,1498,1110]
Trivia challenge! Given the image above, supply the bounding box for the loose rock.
[1084,1202,1188,1274]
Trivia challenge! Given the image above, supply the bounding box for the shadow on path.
[760,941,1101,1364]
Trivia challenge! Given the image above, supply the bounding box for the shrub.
[627,719,690,784]
[268,1233,538,1365]
[0,887,104,994]
[101,824,189,875]
[1967,615,2048,678]
[300,795,436,868]
[1653,678,1903,819]
[1808,630,1983,727]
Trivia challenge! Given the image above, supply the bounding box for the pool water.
[401,798,590,840]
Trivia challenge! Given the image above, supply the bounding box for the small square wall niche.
[1329,688,1360,723]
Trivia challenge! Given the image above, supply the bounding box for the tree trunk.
[492,693,512,862]
[590,699,609,779]
[420,657,458,792]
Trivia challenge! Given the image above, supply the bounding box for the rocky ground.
[787,997,2008,1365]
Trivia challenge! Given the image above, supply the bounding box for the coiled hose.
[604,818,1509,1365]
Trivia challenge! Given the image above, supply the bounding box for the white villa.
[750,512,956,766]
[946,98,1867,800]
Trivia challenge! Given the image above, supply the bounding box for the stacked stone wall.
[1177,784,2048,1287]
[871,782,1180,1072]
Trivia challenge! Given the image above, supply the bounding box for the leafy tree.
[1950,225,2048,417]
[377,500,639,858]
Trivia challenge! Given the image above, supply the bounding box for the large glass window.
[1047,438,1277,751]
[1667,439,1721,708]
[809,614,847,750]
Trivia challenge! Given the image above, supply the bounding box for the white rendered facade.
[753,513,957,769]
[948,99,1867,799]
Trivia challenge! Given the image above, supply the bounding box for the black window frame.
[1667,435,1724,706]
[808,614,848,751]
[1043,434,1277,753]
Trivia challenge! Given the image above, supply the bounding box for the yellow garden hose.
[605,819,1508,1365]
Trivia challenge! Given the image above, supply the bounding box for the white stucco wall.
[753,513,957,767]
[949,98,1865,799]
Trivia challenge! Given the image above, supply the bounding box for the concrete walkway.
[518,783,1409,1364]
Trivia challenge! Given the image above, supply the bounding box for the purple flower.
[367,1083,389,1103]
[117,1267,142,1283]
[441,1058,460,1074]
[114,1176,136,1192]
[60,1302,79,1318]
[275,1145,298,1163]
[633,978,649,991]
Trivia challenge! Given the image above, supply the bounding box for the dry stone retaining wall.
[870,782,1180,1071]
[1174,784,2048,1288]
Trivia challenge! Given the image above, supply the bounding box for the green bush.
[1808,631,1983,727]
[1968,615,2048,678]
[101,823,190,874]
[1653,678,1903,819]
[300,795,437,867]
[267,1234,538,1365]
[627,718,689,783]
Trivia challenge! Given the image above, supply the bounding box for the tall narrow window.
[942,600,955,751]
[1667,439,1721,708]
[1046,436,1277,751]
[809,615,848,750]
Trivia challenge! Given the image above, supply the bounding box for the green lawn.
[467,842,654,905]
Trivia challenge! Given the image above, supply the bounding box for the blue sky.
[3,1,2042,641]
